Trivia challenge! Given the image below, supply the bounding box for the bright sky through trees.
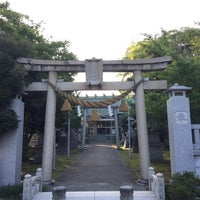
[6,0,200,96]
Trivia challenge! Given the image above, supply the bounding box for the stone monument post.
[0,96,24,186]
[167,83,195,174]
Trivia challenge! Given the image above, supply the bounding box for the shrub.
[0,184,23,200]
[166,172,200,200]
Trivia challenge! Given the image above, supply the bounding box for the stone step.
[33,191,156,200]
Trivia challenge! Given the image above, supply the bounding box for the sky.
[5,0,200,95]
[6,0,200,60]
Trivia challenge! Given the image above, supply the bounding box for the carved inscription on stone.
[175,111,188,124]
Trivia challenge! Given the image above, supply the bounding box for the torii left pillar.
[42,72,57,182]
[134,71,150,180]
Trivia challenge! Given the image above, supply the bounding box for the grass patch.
[21,149,83,180]
[119,148,141,178]
[52,149,82,179]
[118,147,171,182]
[151,150,171,182]
[21,162,40,177]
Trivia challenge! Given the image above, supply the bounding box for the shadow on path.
[55,142,146,191]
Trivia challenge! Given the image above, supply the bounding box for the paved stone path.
[55,142,146,191]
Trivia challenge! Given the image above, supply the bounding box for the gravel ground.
[55,142,147,191]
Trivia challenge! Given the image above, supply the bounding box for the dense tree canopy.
[124,26,200,137]
[0,2,77,135]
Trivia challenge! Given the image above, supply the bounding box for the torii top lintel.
[17,56,172,73]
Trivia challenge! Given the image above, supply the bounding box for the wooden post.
[114,107,120,149]
[82,109,87,149]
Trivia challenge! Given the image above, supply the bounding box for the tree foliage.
[124,26,200,137]
[0,2,77,136]
[0,2,32,134]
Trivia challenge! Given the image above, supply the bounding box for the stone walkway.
[55,142,146,191]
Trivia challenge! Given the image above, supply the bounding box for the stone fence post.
[148,166,155,190]
[22,168,43,200]
[36,168,43,192]
[23,174,32,200]
[149,167,165,200]
[155,173,165,200]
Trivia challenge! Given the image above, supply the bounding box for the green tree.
[0,2,33,133]
[0,2,77,138]
[124,26,200,139]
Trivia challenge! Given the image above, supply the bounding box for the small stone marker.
[52,186,66,200]
[120,185,134,200]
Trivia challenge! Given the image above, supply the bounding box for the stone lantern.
[168,83,191,97]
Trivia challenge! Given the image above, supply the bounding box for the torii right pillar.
[134,71,150,180]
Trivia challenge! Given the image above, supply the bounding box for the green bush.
[166,172,200,200]
[0,109,19,134]
[0,184,23,200]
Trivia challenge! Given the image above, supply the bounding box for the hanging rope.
[47,79,143,108]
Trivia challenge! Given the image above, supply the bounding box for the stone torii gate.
[18,56,171,182]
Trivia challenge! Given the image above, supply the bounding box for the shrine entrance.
[18,56,171,182]
[82,104,116,144]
